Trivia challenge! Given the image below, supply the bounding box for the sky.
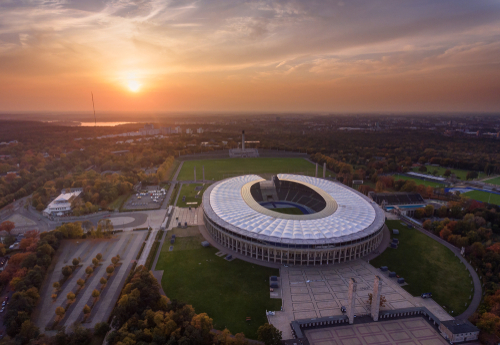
[0,0,500,113]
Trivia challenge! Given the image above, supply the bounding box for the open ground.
[485,176,500,186]
[393,174,444,188]
[176,157,325,181]
[464,190,500,205]
[176,183,208,208]
[155,227,281,339]
[370,220,471,315]
[411,166,483,180]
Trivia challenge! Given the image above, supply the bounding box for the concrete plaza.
[305,317,449,345]
[268,260,452,340]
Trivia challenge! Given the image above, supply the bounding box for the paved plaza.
[36,231,147,329]
[167,207,203,230]
[305,318,448,345]
[268,260,452,340]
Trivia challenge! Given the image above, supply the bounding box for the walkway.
[399,218,481,320]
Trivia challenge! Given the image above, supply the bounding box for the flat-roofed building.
[43,190,82,217]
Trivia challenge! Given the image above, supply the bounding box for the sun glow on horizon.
[127,80,141,92]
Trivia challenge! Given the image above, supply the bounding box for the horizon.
[0,0,499,113]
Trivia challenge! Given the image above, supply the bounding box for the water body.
[79,122,136,126]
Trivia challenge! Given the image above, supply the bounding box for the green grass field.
[156,229,281,339]
[109,194,128,210]
[393,174,444,188]
[411,166,483,180]
[464,190,500,206]
[177,158,325,181]
[485,176,500,186]
[269,207,304,215]
[371,220,471,315]
[176,183,207,208]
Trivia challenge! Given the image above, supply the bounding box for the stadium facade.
[202,174,385,265]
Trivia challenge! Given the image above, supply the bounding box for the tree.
[18,320,39,344]
[83,304,91,316]
[72,258,80,266]
[85,266,93,278]
[444,169,451,177]
[375,181,385,192]
[111,256,120,266]
[100,277,107,286]
[92,258,99,267]
[94,322,110,337]
[418,165,427,173]
[55,306,65,322]
[424,205,434,217]
[96,253,103,261]
[62,265,73,278]
[477,312,500,334]
[53,281,61,291]
[77,278,85,289]
[257,323,282,345]
[91,289,100,304]
[106,265,114,277]
[67,292,76,304]
[0,220,15,234]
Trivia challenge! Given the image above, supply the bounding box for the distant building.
[111,150,130,155]
[161,127,172,135]
[175,126,181,133]
[139,124,160,136]
[197,127,204,134]
[186,128,193,134]
[43,190,82,217]
[439,320,479,343]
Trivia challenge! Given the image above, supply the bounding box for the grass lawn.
[370,220,471,315]
[156,230,281,339]
[485,176,500,186]
[176,183,207,208]
[464,190,500,206]
[269,207,304,215]
[393,174,444,188]
[109,194,128,210]
[412,166,483,180]
[177,157,325,181]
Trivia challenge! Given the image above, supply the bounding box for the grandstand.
[250,176,327,213]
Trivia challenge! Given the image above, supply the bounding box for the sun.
[127,80,141,92]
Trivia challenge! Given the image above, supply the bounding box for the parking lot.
[123,186,166,211]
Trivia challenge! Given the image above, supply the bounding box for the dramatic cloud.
[0,0,499,112]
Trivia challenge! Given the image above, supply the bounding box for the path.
[161,161,184,209]
[399,218,481,320]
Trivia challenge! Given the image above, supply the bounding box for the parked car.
[341,306,346,313]
[421,292,432,298]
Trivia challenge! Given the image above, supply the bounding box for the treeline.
[409,197,500,343]
[107,266,254,345]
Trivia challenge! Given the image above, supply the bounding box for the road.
[399,218,482,320]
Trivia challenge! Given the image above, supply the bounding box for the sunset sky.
[0,0,500,113]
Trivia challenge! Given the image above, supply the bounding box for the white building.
[197,127,204,134]
[186,128,193,134]
[43,190,82,217]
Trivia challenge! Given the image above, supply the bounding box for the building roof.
[440,320,479,334]
[203,174,384,245]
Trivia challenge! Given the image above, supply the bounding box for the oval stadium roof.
[203,174,385,245]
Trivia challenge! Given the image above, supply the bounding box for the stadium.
[202,174,385,265]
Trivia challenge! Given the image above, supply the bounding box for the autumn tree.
[85,266,93,278]
[257,323,282,345]
[106,265,114,277]
[92,258,99,267]
[62,265,73,278]
[96,253,103,261]
[91,289,100,304]
[111,256,120,266]
[52,281,60,291]
[100,277,107,286]
[77,278,85,289]
[0,220,15,234]
[67,292,76,304]
[55,306,65,322]
[72,258,80,267]
[83,304,91,319]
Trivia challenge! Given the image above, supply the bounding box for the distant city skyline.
[0,0,499,112]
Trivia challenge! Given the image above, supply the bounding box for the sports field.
[269,207,304,215]
[393,174,444,188]
[464,190,500,206]
[176,183,207,207]
[485,176,500,186]
[156,228,281,339]
[411,166,482,180]
[371,220,471,315]
[177,157,325,181]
